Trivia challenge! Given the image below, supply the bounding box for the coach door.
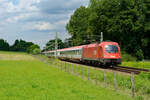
[100,46,103,58]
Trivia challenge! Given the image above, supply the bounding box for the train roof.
[44,41,119,53]
[45,45,84,53]
[58,45,84,52]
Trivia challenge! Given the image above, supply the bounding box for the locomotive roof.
[100,41,119,46]
[85,42,118,47]
[85,43,98,48]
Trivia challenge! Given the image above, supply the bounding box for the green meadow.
[120,51,150,70]
[39,55,150,100]
[0,51,134,100]
[121,61,150,70]
[0,51,35,61]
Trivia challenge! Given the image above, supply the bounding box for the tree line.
[0,39,41,54]
[65,0,150,60]
[42,38,71,51]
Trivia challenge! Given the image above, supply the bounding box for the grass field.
[121,51,150,70]
[38,56,150,100]
[121,61,150,70]
[0,51,134,100]
[0,51,35,61]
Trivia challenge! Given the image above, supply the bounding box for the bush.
[32,48,41,55]
[27,44,40,54]
[121,51,137,61]
[136,49,144,61]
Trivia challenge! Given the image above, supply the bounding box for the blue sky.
[0,0,89,48]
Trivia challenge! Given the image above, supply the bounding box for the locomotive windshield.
[105,45,118,53]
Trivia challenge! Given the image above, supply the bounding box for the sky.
[0,0,89,48]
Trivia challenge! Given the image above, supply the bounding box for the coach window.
[73,50,75,55]
[79,50,81,55]
[77,50,79,55]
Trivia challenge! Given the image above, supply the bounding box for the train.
[43,41,121,66]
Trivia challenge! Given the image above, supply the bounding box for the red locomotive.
[43,41,121,66]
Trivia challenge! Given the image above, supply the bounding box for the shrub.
[27,44,41,55]
[32,48,41,55]
[136,49,144,61]
[121,51,137,61]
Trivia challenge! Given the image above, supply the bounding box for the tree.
[43,38,65,51]
[27,44,40,54]
[0,39,9,51]
[66,6,91,46]
[0,38,40,54]
[10,39,38,53]
[32,48,41,55]
[63,38,73,48]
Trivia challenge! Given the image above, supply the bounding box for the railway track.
[61,59,149,74]
[110,66,149,74]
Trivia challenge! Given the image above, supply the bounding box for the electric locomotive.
[82,41,121,65]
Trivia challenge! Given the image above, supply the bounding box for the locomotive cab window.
[105,45,118,53]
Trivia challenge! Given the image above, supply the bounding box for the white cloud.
[36,0,40,3]
[53,19,69,30]
[33,19,68,31]
[6,13,32,23]
[5,0,39,13]
[34,22,53,30]
[6,2,16,12]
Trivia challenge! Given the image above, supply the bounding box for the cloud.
[32,19,68,31]
[34,22,52,31]
[36,0,88,14]
[6,0,39,13]
[0,0,89,48]
[6,13,33,23]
